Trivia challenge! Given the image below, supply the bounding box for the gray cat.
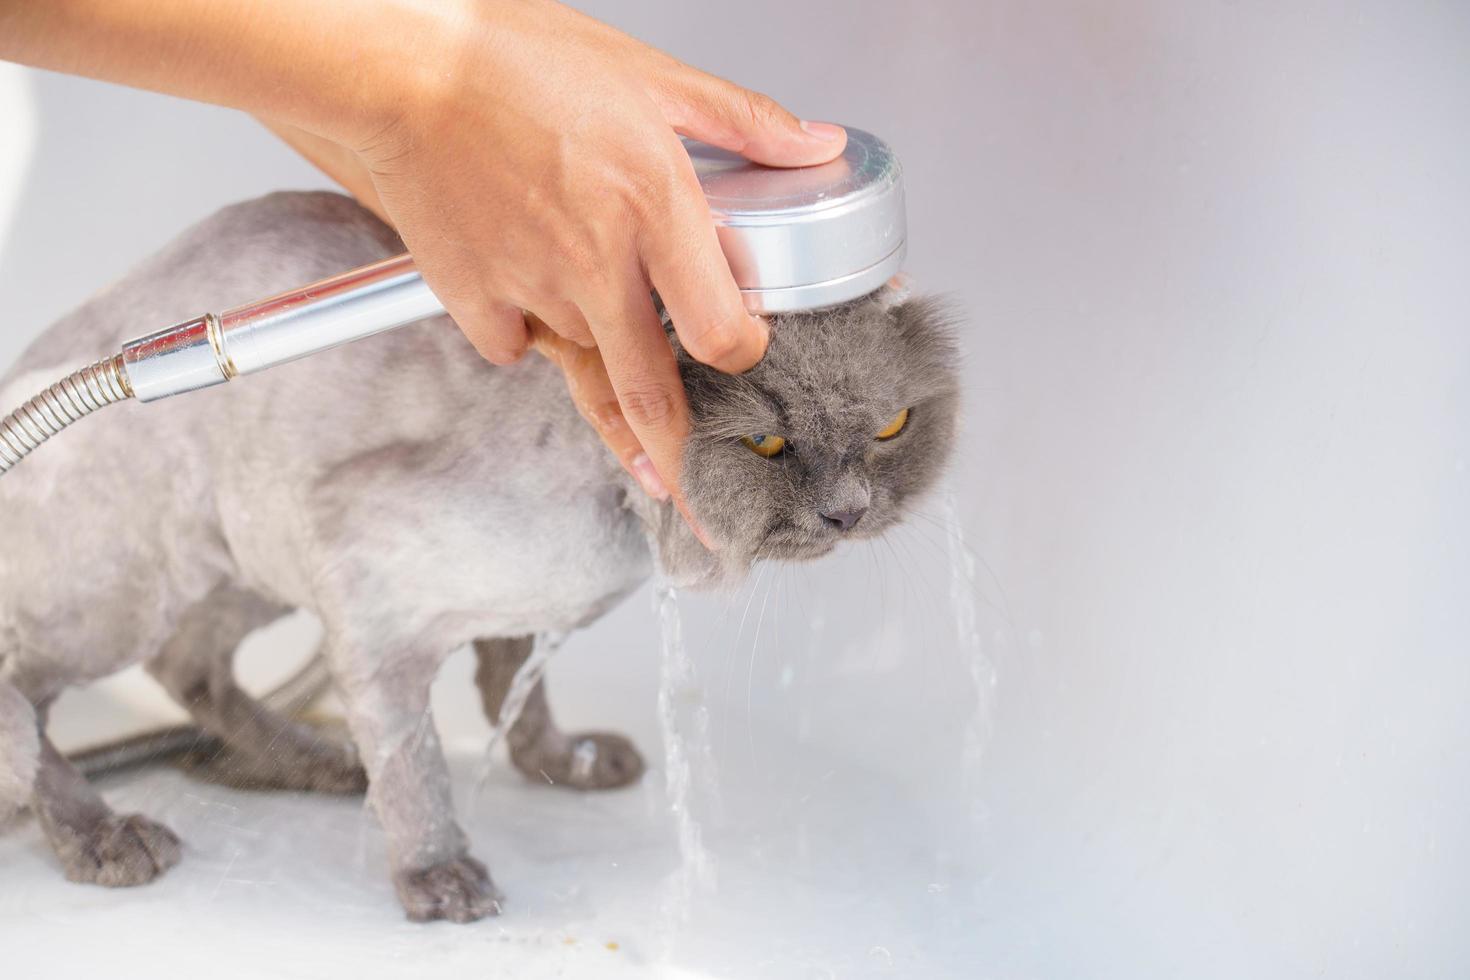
[0,192,959,922]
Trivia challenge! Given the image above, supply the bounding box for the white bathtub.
[2,4,1467,976]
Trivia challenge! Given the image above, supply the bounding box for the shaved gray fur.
[0,192,959,921]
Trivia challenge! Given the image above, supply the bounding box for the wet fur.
[0,192,959,920]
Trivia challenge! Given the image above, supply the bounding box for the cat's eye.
[741,434,787,458]
[875,408,911,441]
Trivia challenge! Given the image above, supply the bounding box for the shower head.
[0,126,908,472]
[687,126,906,314]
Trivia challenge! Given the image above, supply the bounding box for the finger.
[643,179,769,374]
[528,319,666,501]
[528,303,595,349]
[651,69,846,167]
[452,297,530,365]
[580,284,695,508]
[534,309,716,548]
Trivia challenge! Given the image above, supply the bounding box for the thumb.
[652,69,847,168]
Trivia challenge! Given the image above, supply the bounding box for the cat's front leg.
[325,628,502,923]
[472,636,645,789]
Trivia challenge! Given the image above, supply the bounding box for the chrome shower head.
[688,126,906,313]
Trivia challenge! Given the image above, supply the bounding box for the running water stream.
[467,633,560,822]
[652,582,716,947]
[645,494,989,950]
[940,488,997,818]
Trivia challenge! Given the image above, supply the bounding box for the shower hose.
[0,355,132,474]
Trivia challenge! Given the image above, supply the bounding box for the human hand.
[328,0,846,527]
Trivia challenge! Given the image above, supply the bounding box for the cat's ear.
[887,293,961,364]
[874,273,914,310]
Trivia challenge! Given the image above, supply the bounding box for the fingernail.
[631,453,670,502]
[800,120,845,142]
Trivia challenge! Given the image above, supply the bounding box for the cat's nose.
[819,507,867,531]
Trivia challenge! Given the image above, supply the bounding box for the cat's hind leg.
[145,586,366,795]
[473,637,645,790]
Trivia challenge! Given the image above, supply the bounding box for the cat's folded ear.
[883,287,957,337]
[873,276,958,345]
[886,291,962,369]
[875,273,914,308]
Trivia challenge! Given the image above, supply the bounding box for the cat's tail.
[0,678,40,825]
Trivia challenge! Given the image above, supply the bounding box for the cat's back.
[0,192,416,670]
[2,191,648,647]
[0,191,416,539]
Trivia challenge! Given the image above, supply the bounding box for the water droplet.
[570,739,598,782]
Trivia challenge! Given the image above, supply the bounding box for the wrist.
[291,1,471,152]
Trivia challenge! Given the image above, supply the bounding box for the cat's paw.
[512,731,646,791]
[57,812,182,887]
[394,855,504,923]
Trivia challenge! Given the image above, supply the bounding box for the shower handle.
[121,253,441,403]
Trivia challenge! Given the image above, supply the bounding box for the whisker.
[721,561,771,760]
[901,507,1014,626]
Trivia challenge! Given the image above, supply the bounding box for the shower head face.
[687,127,906,313]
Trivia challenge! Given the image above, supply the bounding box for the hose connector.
[121,314,233,402]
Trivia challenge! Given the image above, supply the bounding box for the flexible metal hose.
[0,354,132,474]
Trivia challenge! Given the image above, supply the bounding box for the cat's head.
[677,284,960,569]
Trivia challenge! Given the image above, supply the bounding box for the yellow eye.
[875,407,910,441]
[741,434,787,458]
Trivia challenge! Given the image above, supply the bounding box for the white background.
[2,3,1468,977]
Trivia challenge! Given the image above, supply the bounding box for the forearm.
[0,0,455,146]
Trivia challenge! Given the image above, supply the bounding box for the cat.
[0,191,959,922]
